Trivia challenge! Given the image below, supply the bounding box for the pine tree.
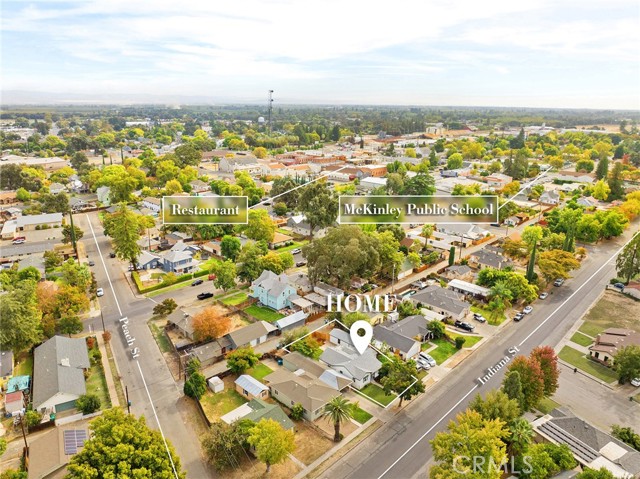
[595,156,609,180]
[526,241,537,283]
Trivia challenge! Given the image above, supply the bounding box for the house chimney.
[60,358,70,367]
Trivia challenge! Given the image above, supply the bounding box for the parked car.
[401,289,417,298]
[613,283,625,290]
[291,248,302,254]
[454,320,475,332]
[523,306,533,314]
[539,292,548,299]
[197,292,214,300]
[96,288,104,297]
[88,261,95,267]
[416,357,431,370]
[295,260,307,267]
[12,237,26,245]
[473,313,486,323]
[128,264,134,271]
[419,352,437,367]
[109,252,116,258]
[553,278,565,287]
[631,378,640,387]
[411,280,427,290]
[191,279,204,286]
[513,312,524,322]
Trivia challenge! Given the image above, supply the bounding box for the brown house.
[589,328,640,365]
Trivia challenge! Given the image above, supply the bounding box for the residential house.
[170,240,200,254]
[167,310,195,340]
[533,408,640,478]
[219,157,262,174]
[0,191,17,205]
[32,336,90,413]
[577,196,599,208]
[165,231,192,245]
[539,190,561,205]
[287,215,329,238]
[18,254,46,276]
[442,264,474,282]
[447,279,490,299]
[96,186,111,206]
[274,310,308,333]
[0,350,14,382]
[235,374,269,400]
[436,224,490,241]
[227,321,277,349]
[269,231,293,249]
[313,282,344,298]
[372,325,421,360]
[359,177,387,191]
[251,270,297,310]
[187,337,231,367]
[26,424,90,479]
[554,171,595,184]
[162,250,197,274]
[189,180,210,194]
[4,391,24,416]
[135,250,161,270]
[16,212,63,232]
[221,398,294,430]
[48,182,67,195]
[383,315,431,341]
[468,248,513,270]
[142,197,162,215]
[1,219,19,240]
[320,331,382,389]
[288,272,313,295]
[69,197,89,212]
[409,285,471,321]
[485,173,513,188]
[589,328,640,365]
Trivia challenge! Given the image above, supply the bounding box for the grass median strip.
[358,383,396,407]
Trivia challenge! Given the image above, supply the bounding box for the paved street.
[77,212,212,479]
[319,225,640,479]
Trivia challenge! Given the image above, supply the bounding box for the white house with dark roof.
[468,248,513,270]
[320,331,381,389]
[16,212,63,232]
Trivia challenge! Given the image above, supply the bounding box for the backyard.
[244,304,285,322]
[357,383,397,407]
[247,363,273,381]
[13,353,33,377]
[558,346,618,383]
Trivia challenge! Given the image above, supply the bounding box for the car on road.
[96,288,104,297]
[473,313,486,323]
[128,264,135,271]
[197,292,214,300]
[295,260,307,267]
[553,278,565,287]
[88,261,95,267]
[454,320,475,332]
[109,252,116,258]
[191,279,204,286]
[411,280,427,290]
[539,292,548,299]
[513,312,524,322]
[419,352,437,367]
[631,378,640,387]
[291,248,302,254]
[11,237,25,245]
[523,306,533,314]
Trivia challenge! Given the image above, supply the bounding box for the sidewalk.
[96,332,120,407]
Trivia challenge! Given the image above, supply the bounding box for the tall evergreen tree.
[595,156,609,180]
[526,241,537,283]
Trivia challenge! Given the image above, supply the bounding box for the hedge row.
[132,268,210,294]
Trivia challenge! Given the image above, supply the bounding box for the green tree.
[508,417,534,459]
[237,241,267,282]
[611,425,640,451]
[0,437,6,457]
[607,162,625,200]
[342,312,369,328]
[0,280,43,353]
[270,176,300,209]
[616,233,640,283]
[184,371,206,399]
[76,394,101,414]
[502,370,525,411]
[469,389,521,424]
[446,153,463,169]
[427,320,446,340]
[152,298,178,317]
[297,180,338,239]
[290,403,305,421]
[522,225,543,248]
[104,203,142,267]
[248,418,295,473]
[595,156,609,180]
[244,209,276,243]
[211,260,236,291]
[24,410,42,428]
[58,315,83,336]
[537,249,580,283]
[226,347,260,375]
[381,359,425,407]
[322,397,355,442]
[201,420,253,471]
[614,345,640,384]
[430,410,508,479]
[174,143,202,167]
[17,266,41,283]
[66,408,185,478]
[576,468,616,479]
[16,187,30,202]
[401,173,436,195]
[575,159,595,173]
[62,224,84,244]
[592,179,611,201]
[273,202,288,216]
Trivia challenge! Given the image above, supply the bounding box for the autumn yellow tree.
[192,307,232,342]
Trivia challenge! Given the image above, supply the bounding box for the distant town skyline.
[2,0,639,109]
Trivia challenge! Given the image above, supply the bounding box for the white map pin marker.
[350,320,373,355]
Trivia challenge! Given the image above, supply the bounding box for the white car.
[523,306,533,314]
[539,292,548,300]
[96,288,104,297]
[419,352,437,368]
[631,378,640,387]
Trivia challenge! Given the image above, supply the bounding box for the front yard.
[558,346,618,384]
[85,353,112,410]
[357,383,397,407]
[351,405,373,424]
[427,339,458,365]
[292,421,334,465]
[221,291,249,306]
[578,291,640,337]
[244,304,285,322]
[471,305,505,325]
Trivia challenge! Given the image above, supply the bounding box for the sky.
[2,0,640,109]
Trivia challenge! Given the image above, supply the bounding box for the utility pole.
[19,414,28,452]
[125,386,131,414]
[267,90,274,136]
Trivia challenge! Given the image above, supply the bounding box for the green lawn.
[85,359,112,410]
[578,322,606,338]
[149,321,172,353]
[221,292,249,306]
[147,280,199,298]
[536,397,561,414]
[199,257,222,271]
[13,353,33,377]
[427,339,459,365]
[448,332,483,348]
[200,389,247,422]
[351,405,373,424]
[570,332,594,347]
[358,383,397,407]
[247,363,273,381]
[244,305,285,322]
[471,305,505,326]
[276,240,309,253]
[558,346,618,383]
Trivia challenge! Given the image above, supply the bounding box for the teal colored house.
[251,270,296,311]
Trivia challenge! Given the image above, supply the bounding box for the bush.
[24,410,42,428]
[455,337,466,349]
[184,372,207,399]
[86,337,96,350]
[102,330,112,343]
[290,403,305,421]
[76,394,101,414]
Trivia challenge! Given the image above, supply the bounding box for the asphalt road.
[320,226,640,479]
[76,212,212,479]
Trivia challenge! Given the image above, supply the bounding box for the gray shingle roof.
[227,321,276,348]
[373,325,419,354]
[382,315,428,339]
[410,286,470,316]
[33,336,90,409]
[252,270,293,298]
[320,345,381,381]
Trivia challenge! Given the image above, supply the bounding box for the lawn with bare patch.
[292,422,334,465]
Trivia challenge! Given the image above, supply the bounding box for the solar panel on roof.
[63,430,88,455]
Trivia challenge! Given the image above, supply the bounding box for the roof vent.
[60,358,70,367]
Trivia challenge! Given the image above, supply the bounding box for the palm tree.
[322,397,355,442]
[490,280,514,308]
[508,418,534,459]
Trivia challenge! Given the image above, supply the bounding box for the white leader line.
[498,166,552,211]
